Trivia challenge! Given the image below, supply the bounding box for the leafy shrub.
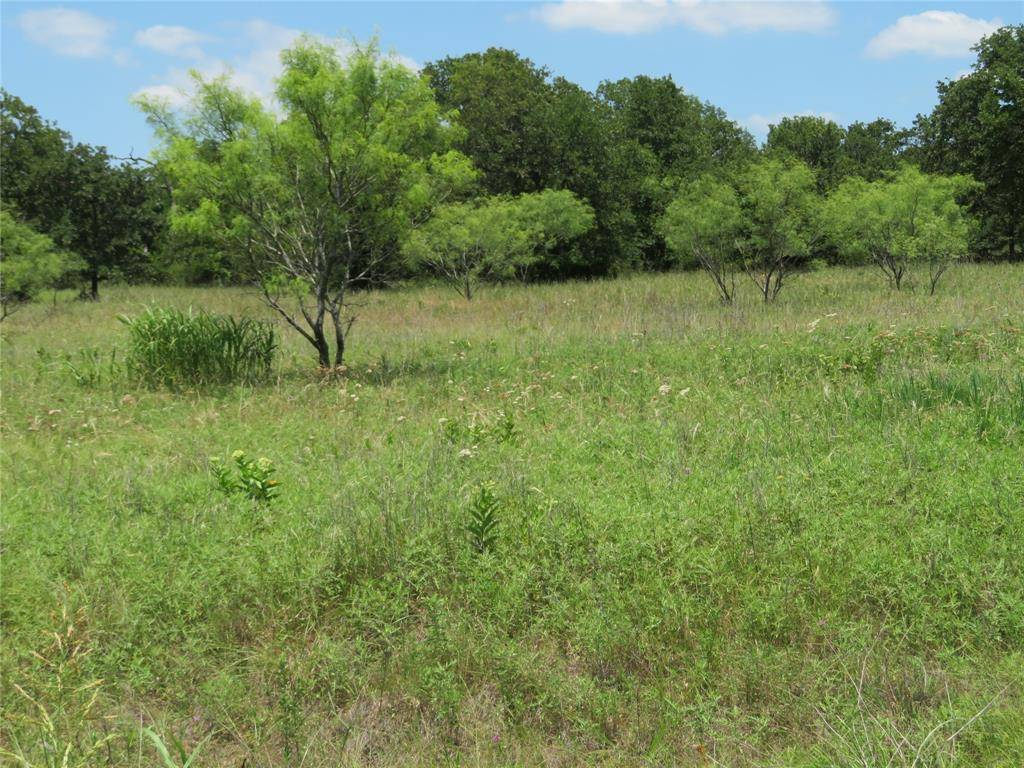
[211,450,280,503]
[441,410,519,446]
[120,307,275,387]
[467,485,500,555]
[0,209,81,319]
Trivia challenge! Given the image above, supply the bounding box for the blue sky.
[2,1,1020,156]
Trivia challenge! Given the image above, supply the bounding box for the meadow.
[1,265,1023,767]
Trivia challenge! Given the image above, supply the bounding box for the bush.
[120,306,276,387]
[0,209,81,319]
[211,450,280,504]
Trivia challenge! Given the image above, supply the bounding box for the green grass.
[2,266,1022,766]
[120,306,277,388]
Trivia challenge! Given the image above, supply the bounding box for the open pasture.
[2,265,1023,766]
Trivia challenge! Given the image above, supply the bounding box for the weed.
[141,727,211,768]
[62,347,120,388]
[211,450,280,503]
[467,485,500,555]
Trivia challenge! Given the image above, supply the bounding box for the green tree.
[598,75,754,180]
[543,78,649,277]
[825,166,975,292]
[736,158,820,302]
[766,115,846,193]
[425,50,649,278]
[913,25,1023,261]
[840,118,911,181]
[0,91,70,228]
[139,40,474,367]
[425,48,557,195]
[508,189,596,279]
[404,190,593,299]
[660,175,744,303]
[598,75,755,270]
[1,91,166,298]
[63,147,166,299]
[425,56,754,277]
[0,209,81,319]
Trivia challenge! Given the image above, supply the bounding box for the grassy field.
[2,265,1023,767]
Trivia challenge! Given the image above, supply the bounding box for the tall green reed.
[120,306,276,387]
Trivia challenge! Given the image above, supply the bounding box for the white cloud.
[743,109,840,139]
[865,11,1001,59]
[533,0,836,36]
[17,7,115,58]
[134,25,210,59]
[133,20,419,109]
[133,83,191,109]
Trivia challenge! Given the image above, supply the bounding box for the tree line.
[1,26,1020,352]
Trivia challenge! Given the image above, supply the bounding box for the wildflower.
[658,383,672,395]
[231,449,245,460]
[257,457,272,472]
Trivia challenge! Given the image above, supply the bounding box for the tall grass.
[2,266,1022,766]
[120,306,276,387]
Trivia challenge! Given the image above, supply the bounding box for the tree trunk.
[333,315,346,367]
[311,322,331,368]
[89,269,99,301]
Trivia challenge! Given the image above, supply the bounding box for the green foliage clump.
[211,450,280,504]
[467,485,500,554]
[138,40,474,367]
[824,165,977,292]
[660,174,744,302]
[662,157,820,302]
[0,209,80,318]
[404,189,594,299]
[1,91,166,299]
[914,25,1023,261]
[120,306,276,387]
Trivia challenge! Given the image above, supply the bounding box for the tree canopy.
[405,189,594,299]
[660,175,744,303]
[1,25,1019,320]
[913,25,1023,261]
[0,208,80,318]
[825,166,976,292]
[139,40,475,366]
[1,90,166,298]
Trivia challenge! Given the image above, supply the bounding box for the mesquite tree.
[736,158,820,303]
[662,159,819,303]
[0,209,81,320]
[825,166,976,292]
[404,189,593,299]
[660,175,743,303]
[138,40,474,367]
